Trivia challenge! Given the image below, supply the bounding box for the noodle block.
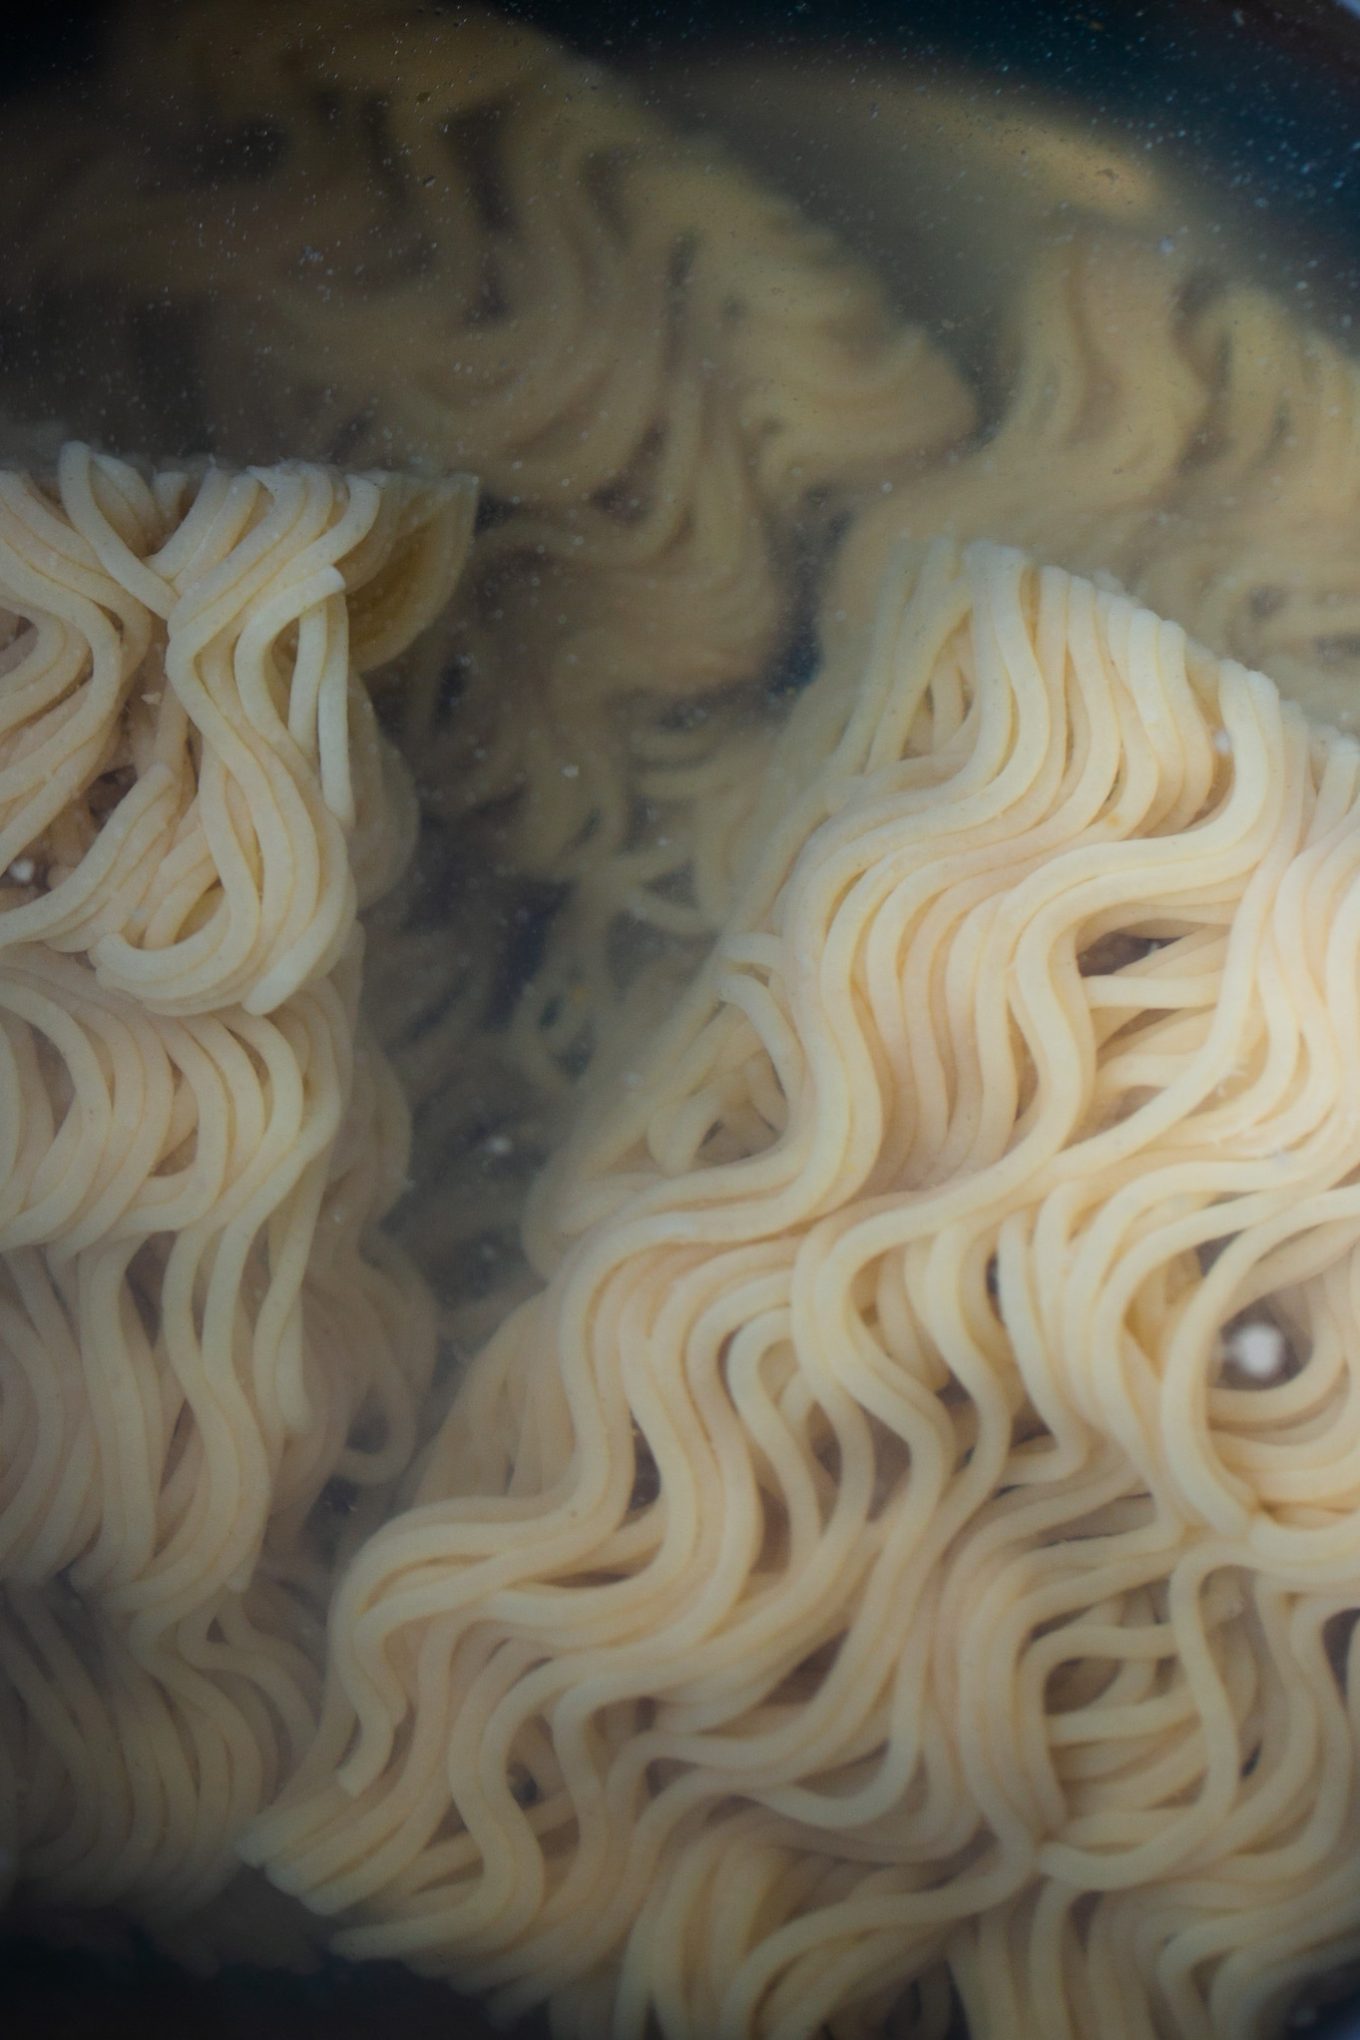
[0,443,475,1015]
[0,441,474,1943]
[249,542,1360,2040]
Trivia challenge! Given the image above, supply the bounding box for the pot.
[3,3,1360,2036]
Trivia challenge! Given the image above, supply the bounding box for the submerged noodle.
[831,229,1360,731]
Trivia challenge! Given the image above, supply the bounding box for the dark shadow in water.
[2,1933,549,2040]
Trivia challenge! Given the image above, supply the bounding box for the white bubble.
[1222,1321,1288,1383]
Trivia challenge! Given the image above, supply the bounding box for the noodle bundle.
[0,444,474,1013]
[0,946,426,1600]
[831,229,1360,733]
[0,1577,319,1932]
[249,544,1360,2039]
[0,444,472,1935]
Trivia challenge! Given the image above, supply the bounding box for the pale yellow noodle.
[248,545,1360,2039]
[0,443,475,1015]
[0,442,472,1940]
